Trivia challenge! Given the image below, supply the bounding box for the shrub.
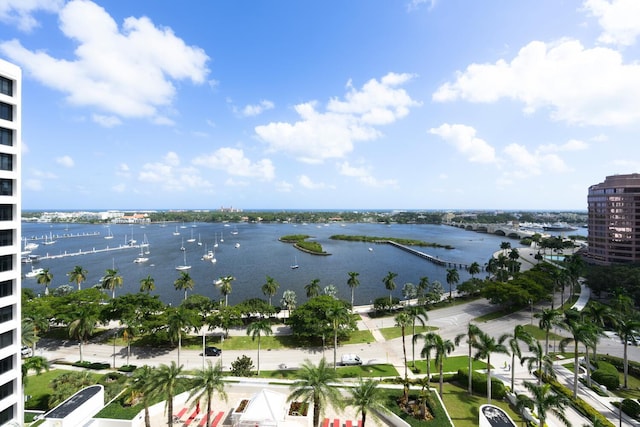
[373,296,400,313]
[72,361,110,370]
[592,361,619,390]
[117,365,137,373]
[230,355,254,377]
[620,399,640,419]
[457,368,506,399]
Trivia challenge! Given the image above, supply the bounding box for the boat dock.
[36,244,138,260]
[25,231,102,241]
[383,240,469,269]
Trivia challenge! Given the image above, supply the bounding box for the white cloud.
[539,139,589,153]
[116,163,130,177]
[337,161,397,187]
[276,181,293,192]
[429,124,496,163]
[24,179,43,191]
[255,72,420,163]
[164,152,180,166]
[0,0,63,32]
[0,0,209,123]
[192,147,275,180]
[92,114,122,128]
[241,100,275,117]
[112,183,126,193]
[433,39,640,126]
[298,175,332,190]
[503,143,571,179]
[55,155,74,168]
[584,0,640,46]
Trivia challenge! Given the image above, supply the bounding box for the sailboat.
[104,226,114,240]
[42,231,56,245]
[290,256,299,269]
[180,237,185,251]
[197,233,202,246]
[172,226,180,236]
[187,229,196,243]
[176,249,191,271]
[220,231,224,243]
[134,245,149,263]
[214,233,219,248]
[231,226,239,235]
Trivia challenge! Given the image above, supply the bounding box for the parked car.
[21,346,32,358]
[204,346,222,356]
[340,354,362,366]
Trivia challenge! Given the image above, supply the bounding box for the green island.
[329,234,455,249]
[279,234,330,255]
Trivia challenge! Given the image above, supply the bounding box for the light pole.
[529,299,533,325]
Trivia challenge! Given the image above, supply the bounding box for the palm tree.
[418,332,436,386]
[559,309,595,398]
[139,275,155,294]
[346,378,389,427]
[506,324,533,391]
[581,301,612,362]
[347,271,360,310]
[516,381,570,427]
[416,276,429,301]
[383,271,397,306]
[246,318,272,375]
[611,312,640,389]
[174,271,195,300]
[426,332,456,396]
[405,305,428,367]
[261,276,279,307]
[68,306,98,362]
[468,261,481,278]
[36,268,53,296]
[188,361,227,427]
[21,318,37,350]
[122,324,138,367]
[22,355,50,387]
[445,268,459,300]
[500,241,511,255]
[305,278,321,298]
[102,268,123,298]
[67,265,87,291]
[24,314,49,354]
[394,311,411,385]
[326,305,350,369]
[149,361,184,427]
[535,308,562,356]
[472,331,509,403]
[288,358,343,427]
[454,323,482,395]
[281,290,297,318]
[218,275,235,306]
[521,340,556,386]
[167,306,197,366]
[129,365,156,427]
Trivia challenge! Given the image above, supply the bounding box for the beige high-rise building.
[587,173,640,265]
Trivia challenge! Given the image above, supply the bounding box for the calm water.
[20,221,579,307]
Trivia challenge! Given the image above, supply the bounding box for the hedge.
[620,398,640,419]
[597,354,640,378]
[592,361,620,390]
[72,361,111,370]
[544,374,615,427]
[457,368,506,399]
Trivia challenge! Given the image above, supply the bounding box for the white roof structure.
[236,389,306,427]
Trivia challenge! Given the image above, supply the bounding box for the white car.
[21,346,32,358]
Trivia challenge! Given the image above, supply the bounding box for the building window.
[0,281,12,298]
[0,154,12,171]
[0,205,12,221]
[0,356,12,375]
[0,331,12,349]
[0,128,11,147]
[0,405,13,424]
[0,180,12,196]
[0,77,12,97]
[0,230,11,247]
[0,306,11,324]
[0,380,13,401]
[0,103,12,121]
[0,255,11,272]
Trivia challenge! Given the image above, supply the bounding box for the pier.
[384,240,469,269]
[36,244,138,260]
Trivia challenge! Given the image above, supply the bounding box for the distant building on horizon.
[0,58,23,424]
[587,173,640,265]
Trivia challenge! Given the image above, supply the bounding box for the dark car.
[204,346,222,356]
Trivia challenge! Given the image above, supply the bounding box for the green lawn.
[440,382,524,427]
[259,363,398,380]
[380,325,438,340]
[522,324,564,341]
[411,355,487,375]
[24,369,102,410]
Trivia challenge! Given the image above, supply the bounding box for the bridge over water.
[449,223,538,239]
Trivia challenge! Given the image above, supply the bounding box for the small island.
[329,234,455,249]
[279,234,331,255]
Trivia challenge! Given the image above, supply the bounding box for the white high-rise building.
[0,58,22,425]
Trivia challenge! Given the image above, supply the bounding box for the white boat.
[25,267,44,278]
[220,232,224,243]
[134,245,149,263]
[176,249,191,271]
[231,226,239,236]
[24,240,38,251]
[187,229,196,243]
[197,234,202,246]
[290,256,299,269]
[104,226,114,240]
[214,233,219,248]
[42,232,56,245]
[172,226,180,236]
[235,243,240,248]
[180,237,185,251]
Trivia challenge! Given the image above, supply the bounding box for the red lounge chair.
[357,421,363,427]
[333,419,339,427]
[198,411,214,427]
[176,407,188,419]
[346,421,353,427]
[322,419,330,427]
[183,409,199,426]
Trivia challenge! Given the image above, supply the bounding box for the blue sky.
[2,0,640,211]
